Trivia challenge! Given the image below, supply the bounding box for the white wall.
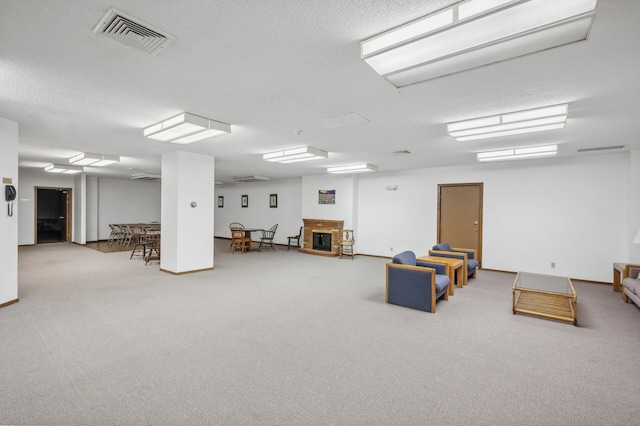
[17,169,76,245]
[301,175,356,229]
[97,178,161,240]
[0,117,19,305]
[214,178,302,244]
[13,149,635,283]
[357,153,628,283]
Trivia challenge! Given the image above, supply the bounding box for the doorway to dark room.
[36,187,72,244]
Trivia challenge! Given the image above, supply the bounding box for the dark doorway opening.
[36,188,72,244]
[313,232,332,252]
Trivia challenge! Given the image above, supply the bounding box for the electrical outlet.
[551,262,556,268]
[390,247,393,252]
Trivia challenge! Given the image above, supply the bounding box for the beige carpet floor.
[2,239,640,425]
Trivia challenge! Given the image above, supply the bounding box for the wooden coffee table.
[512,272,577,325]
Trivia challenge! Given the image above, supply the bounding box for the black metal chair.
[287,226,303,251]
[259,224,278,251]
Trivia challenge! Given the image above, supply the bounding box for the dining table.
[242,228,264,250]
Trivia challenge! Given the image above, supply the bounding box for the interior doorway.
[437,183,483,265]
[35,187,72,244]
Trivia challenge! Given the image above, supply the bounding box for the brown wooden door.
[438,183,483,265]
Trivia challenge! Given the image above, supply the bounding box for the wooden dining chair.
[129,225,148,259]
[259,224,278,251]
[231,228,252,254]
[287,226,303,251]
[229,222,244,248]
[144,230,161,265]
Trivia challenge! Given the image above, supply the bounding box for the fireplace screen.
[312,232,332,252]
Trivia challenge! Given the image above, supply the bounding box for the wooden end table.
[613,262,628,292]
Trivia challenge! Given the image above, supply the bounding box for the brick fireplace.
[300,219,344,257]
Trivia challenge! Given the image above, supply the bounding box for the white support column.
[161,151,215,274]
[629,150,640,262]
[0,117,19,306]
[74,174,87,245]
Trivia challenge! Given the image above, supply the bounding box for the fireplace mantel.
[299,219,344,257]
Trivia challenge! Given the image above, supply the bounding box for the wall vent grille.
[577,145,625,153]
[93,7,175,56]
[131,173,161,181]
[233,175,270,182]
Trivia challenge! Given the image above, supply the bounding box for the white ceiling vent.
[93,7,175,56]
[131,173,161,181]
[577,145,625,153]
[233,175,270,182]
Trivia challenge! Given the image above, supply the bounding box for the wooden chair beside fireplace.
[339,229,355,259]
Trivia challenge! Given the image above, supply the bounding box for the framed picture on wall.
[318,189,336,204]
[218,196,224,208]
[270,194,278,208]
[241,194,248,208]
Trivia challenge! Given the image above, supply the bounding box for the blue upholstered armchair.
[385,250,450,313]
[429,243,479,284]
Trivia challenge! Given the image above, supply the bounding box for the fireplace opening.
[313,232,332,252]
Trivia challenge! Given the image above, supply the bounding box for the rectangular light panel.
[263,146,328,163]
[361,0,597,87]
[144,112,230,144]
[448,104,568,141]
[327,164,378,174]
[477,144,558,162]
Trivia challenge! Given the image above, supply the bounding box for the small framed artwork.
[218,196,224,208]
[319,189,336,205]
[270,194,278,208]
[241,194,249,208]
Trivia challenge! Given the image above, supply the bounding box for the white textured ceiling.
[1,0,639,182]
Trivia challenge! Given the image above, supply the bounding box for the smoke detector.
[93,7,175,56]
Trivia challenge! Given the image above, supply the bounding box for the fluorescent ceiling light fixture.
[327,164,378,174]
[44,164,67,173]
[69,152,101,165]
[477,144,558,162]
[91,155,120,167]
[62,165,84,174]
[69,153,120,167]
[263,146,328,164]
[45,164,83,174]
[448,104,568,141]
[361,0,597,87]
[143,112,231,144]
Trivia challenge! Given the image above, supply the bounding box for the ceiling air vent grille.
[233,175,270,182]
[131,173,161,181]
[577,145,625,153]
[93,7,175,56]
